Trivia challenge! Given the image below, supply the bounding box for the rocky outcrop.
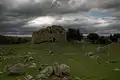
[32,25,67,43]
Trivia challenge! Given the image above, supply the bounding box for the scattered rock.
[0,53,3,56]
[89,56,95,59]
[85,52,94,56]
[0,71,3,75]
[27,52,36,55]
[36,73,48,79]
[97,46,107,53]
[52,76,61,80]
[62,77,69,80]
[36,66,53,79]
[59,64,70,76]
[53,63,70,77]
[113,68,120,71]
[90,55,99,60]
[73,76,81,80]
[28,63,36,68]
[40,66,53,75]
[23,55,30,58]
[24,75,35,80]
[6,63,25,76]
[36,63,70,79]
[106,60,119,64]
[40,64,49,67]
[28,57,34,61]
[48,50,53,54]
[24,56,34,63]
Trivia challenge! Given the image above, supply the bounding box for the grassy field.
[0,42,120,80]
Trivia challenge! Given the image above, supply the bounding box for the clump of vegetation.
[87,33,120,44]
[87,33,100,44]
[110,34,120,42]
[0,35,31,44]
[67,28,83,42]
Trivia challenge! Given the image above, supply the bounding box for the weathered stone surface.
[36,66,53,79]
[113,68,120,71]
[59,64,70,76]
[40,66,53,75]
[6,63,25,76]
[62,77,69,80]
[73,76,81,80]
[36,73,48,79]
[32,25,67,43]
[24,75,35,80]
[97,46,107,53]
[0,71,3,75]
[36,63,70,80]
[52,76,61,80]
[28,63,37,68]
[53,63,70,77]
[85,52,94,56]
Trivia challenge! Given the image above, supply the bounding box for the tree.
[0,35,8,44]
[0,35,31,44]
[87,33,100,43]
[110,34,120,42]
[67,28,83,41]
[98,36,111,44]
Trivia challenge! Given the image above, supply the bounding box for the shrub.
[0,35,31,44]
[98,36,111,44]
[67,28,83,41]
[110,34,120,42]
[87,33,100,43]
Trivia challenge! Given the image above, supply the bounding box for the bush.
[0,35,8,44]
[87,33,100,43]
[110,34,120,42]
[98,36,111,44]
[0,35,31,44]
[67,28,83,41]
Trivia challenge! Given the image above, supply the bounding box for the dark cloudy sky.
[0,0,120,35]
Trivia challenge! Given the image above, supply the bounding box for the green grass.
[0,42,120,80]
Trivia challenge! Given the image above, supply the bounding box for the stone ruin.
[32,25,67,43]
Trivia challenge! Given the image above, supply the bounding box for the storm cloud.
[0,0,120,35]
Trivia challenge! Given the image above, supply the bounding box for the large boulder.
[24,75,35,80]
[53,63,70,77]
[6,63,25,76]
[36,66,53,79]
[97,46,107,53]
[62,77,69,80]
[40,66,53,75]
[36,63,70,79]
[32,25,67,43]
[28,63,36,68]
